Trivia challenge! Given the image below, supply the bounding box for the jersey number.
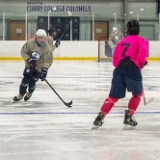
[121,43,130,57]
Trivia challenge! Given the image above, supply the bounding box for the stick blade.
[65,100,73,107]
[146,97,154,105]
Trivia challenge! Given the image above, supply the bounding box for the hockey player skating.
[109,27,124,46]
[108,27,124,55]
[93,19,148,130]
[46,28,60,52]
[13,29,60,102]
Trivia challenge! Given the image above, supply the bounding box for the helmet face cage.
[126,19,140,35]
[35,29,47,47]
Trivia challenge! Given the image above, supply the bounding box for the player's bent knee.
[23,68,33,76]
[133,92,143,99]
[22,75,31,85]
[108,96,119,103]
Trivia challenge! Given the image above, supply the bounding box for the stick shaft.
[44,79,71,106]
[60,17,72,39]
[143,86,154,105]
[143,90,147,106]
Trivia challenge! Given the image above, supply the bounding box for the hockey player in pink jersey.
[92,19,148,130]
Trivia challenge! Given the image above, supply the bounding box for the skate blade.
[123,124,136,130]
[91,125,100,130]
[12,100,18,103]
[12,99,22,103]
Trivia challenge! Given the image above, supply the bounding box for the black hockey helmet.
[126,19,140,35]
[48,28,56,36]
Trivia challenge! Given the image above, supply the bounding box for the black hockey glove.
[55,38,61,47]
[141,61,148,69]
[27,51,41,70]
[27,58,36,70]
[40,67,48,81]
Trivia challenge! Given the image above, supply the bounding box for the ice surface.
[0,61,160,160]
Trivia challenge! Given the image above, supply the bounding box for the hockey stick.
[108,40,115,49]
[59,11,72,40]
[143,89,147,105]
[60,28,67,39]
[143,88,154,105]
[44,79,72,107]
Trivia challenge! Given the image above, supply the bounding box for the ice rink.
[0,60,160,160]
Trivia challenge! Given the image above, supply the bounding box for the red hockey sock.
[128,92,143,115]
[100,96,118,117]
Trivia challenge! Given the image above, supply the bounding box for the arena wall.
[0,41,159,61]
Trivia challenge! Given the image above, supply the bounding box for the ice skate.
[91,112,104,130]
[13,94,23,102]
[24,92,32,101]
[123,110,137,130]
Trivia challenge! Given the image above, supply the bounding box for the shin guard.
[101,96,118,116]
[128,92,143,115]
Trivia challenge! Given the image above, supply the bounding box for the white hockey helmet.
[113,27,118,32]
[36,29,47,37]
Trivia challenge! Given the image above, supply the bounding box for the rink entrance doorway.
[10,20,26,40]
[93,21,108,40]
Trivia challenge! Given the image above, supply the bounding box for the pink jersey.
[113,35,148,70]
